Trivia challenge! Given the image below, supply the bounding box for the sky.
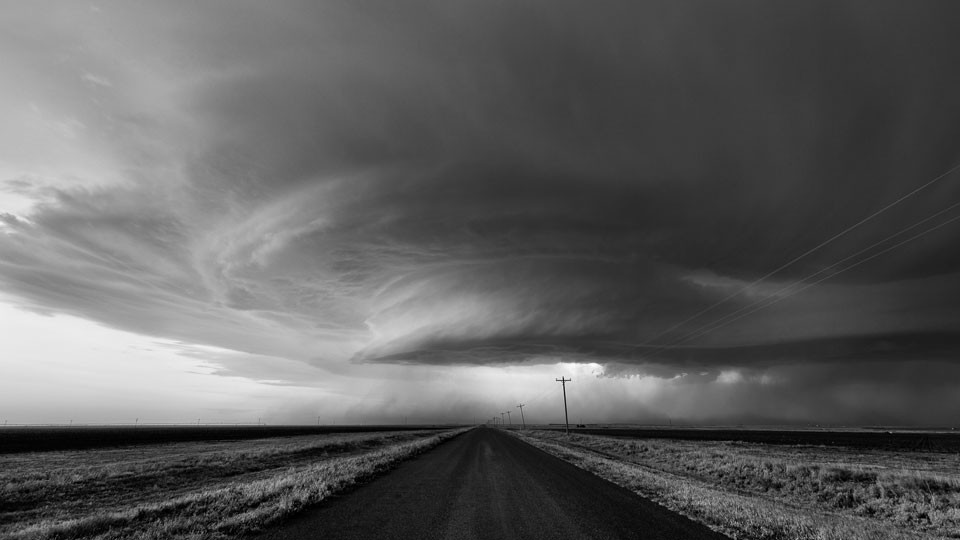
[2,0,960,426]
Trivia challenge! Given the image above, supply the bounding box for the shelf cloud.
[2,0,960,423]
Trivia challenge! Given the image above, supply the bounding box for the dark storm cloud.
[366,331,960,368]
[174,0,960,287]
[3,0,960,390]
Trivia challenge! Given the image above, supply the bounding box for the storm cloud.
[2,0,960,423]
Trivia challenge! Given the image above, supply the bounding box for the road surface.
[256,427,729,540]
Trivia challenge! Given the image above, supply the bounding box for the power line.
[638,160,960,348]
[672,211,960,347]
[525,384,559,407]
[661,200,960,349]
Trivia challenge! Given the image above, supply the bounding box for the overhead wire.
[637,160,960,347]
[524,384,559,406]
[669,211,960,346]
[657,199,960,349]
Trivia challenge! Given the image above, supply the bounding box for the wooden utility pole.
[556,377,571,434]
[516,404,526,430]
[506,410,512,426]
[500,412,505,425]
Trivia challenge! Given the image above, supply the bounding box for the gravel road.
[256,426,729,540]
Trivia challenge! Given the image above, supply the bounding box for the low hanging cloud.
[2,0,960,425]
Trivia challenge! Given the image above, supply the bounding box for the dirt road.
[256,427,728,540]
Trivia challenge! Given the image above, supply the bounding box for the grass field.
[513,429,960,540]
[0,425,453,454]
[1,428,467,539]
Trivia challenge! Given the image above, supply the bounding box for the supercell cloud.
[2,0,960,424]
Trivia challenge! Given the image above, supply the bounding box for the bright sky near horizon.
[2,1,960,426]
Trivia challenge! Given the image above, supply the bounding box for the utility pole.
[506,410,512,427]
[500,412,505,425]
[516,404,526,430]
[556,377,571,434]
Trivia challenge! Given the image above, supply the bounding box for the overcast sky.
[2,0,960,426]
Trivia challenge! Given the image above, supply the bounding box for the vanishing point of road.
[256,427,730,540]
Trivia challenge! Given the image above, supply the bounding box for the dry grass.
[1,428,468,539]
[512,429,960,540]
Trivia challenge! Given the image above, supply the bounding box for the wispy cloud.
[2,0,960,424]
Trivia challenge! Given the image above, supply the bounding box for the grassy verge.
[1,428,469,539]
[510,429,959,540]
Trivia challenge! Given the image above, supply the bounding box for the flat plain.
[515,427,960,540]
[4,425,958,540]
[0,426,466,539]
[0,424,452,454]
